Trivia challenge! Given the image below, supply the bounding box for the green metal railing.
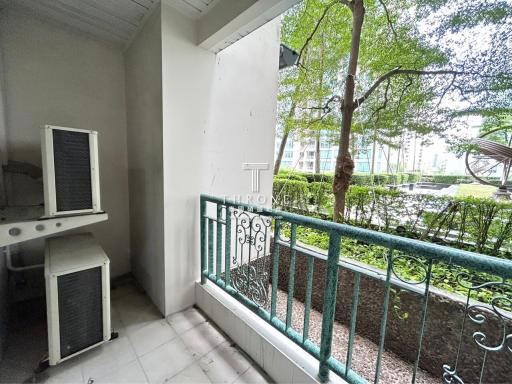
[200,194,512,384]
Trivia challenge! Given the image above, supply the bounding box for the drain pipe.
[4,246,44,271]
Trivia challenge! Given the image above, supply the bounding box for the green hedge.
[420,175,502,184]
[277,170,421,186]
[421,175,472,184]
[273,178,512,257]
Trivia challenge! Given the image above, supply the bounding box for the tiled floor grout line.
[157,319,218,384]
[230,365,252,384]
[94,291,266,384]
[120,316,152,384]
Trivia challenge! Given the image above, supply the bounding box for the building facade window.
[320,162,332,171]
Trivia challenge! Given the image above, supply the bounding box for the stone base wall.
[268,244,511,383]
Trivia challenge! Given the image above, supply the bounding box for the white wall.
[0,8,131,277]
[124,7,166,313]
[161,3,215,315]
[160,2,280,315]
[201,19,279,202]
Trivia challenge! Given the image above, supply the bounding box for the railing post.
[224,207,232,287]
[318,231,341,382]
[200,197,206,284]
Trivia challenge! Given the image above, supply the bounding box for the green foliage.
[273,179,310,211]
[275,170,309,182]
[416,0,512,117]
[421,175,502,185]
[274,174,512,257]
[277,170,415,187]
[280,225,511,304]
[421,175,472,184]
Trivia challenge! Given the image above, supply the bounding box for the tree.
[274,0,347,175]
[294,0,512,221]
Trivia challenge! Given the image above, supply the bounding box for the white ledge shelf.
[0,206,108,247]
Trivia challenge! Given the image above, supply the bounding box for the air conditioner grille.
[53,130,93,212]
[57,267,103,358]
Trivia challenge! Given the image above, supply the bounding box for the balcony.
[198,194,512,384]
[0,0,510,383]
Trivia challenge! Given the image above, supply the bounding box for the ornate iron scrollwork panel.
[231,209,272,307]
[443,273,511,384]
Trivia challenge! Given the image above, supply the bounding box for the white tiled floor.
[40,284,272,384]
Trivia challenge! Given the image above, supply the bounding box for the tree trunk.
[315,132,321,173]
[274,130,290,175]
[274,104,297,175]
[370,128,377,175]
[395,143,401,174]
[386,145,391,173]
[333,0,365,222]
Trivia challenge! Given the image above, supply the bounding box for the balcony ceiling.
[164,0,219,19]
[0,0,162,46]
[0,0,299,51]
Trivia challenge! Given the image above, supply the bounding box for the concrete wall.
[160,2,280,315]
[0,25,7,359]
[160,3,215,315]
[124,7,165,313]
[0,253,6,360]
[0,8,131,277]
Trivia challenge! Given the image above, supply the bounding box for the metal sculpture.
[465,127,512,198]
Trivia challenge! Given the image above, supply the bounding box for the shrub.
[407,173,422,183]
[422,175,475,184]
[351,173,373,186]
[305,173,334,184]
[273,179,309,210]
[275,170,308,182]
[373,174,390,185]
[273,173,512,258]
[309,182,333,214]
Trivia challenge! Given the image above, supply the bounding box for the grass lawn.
[455,183,497,198]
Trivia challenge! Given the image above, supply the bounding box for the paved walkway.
[271,289,439,384]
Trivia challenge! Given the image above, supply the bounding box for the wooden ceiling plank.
[49,0,137,35]
[83,0,147,24]
[17,3,126,45]
[130,0,155,10]
[14,0,130,43]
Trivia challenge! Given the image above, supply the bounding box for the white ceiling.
[0,0,297,51]
[0,0,161,46]
[163,0,219,19]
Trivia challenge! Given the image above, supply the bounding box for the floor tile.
[180,322,227,358]
[128,319,178,357]
[80,336,137,381]
[114,293,162,333]
[199,342,252,384]
[0,282,271,384]
[166,307,207,334]
[139,338,195,384]
[44,358,83,384]
[166,362,211,384]
[92,360,148,384]
[233,366,272,384]
[111,305,127,336]
[111,283,141,301]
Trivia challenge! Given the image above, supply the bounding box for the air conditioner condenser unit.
[41,125,102,217]
[45,233,111,365]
